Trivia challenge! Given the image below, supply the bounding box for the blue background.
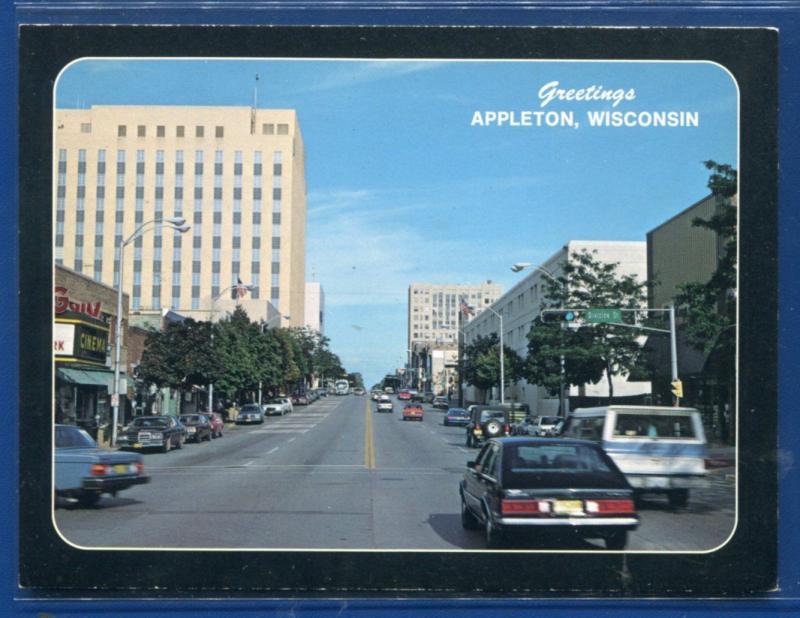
[3,2,798,616]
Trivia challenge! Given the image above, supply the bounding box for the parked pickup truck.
[55,424,149,507]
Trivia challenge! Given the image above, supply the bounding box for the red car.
[402,404,424,421]
[397,390,412,401]
[207,412,225,438]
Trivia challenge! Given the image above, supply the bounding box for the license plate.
[113,464,130,473]
[553,500,584,515]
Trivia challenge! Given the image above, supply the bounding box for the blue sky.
[56,59,738,387]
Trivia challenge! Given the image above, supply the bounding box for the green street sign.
[586,308,622,324]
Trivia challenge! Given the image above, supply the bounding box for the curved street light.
[112,217,189,446]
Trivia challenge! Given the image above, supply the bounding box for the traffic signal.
[671,379,683,399]
[540,310,577,323]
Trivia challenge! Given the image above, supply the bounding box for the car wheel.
[461,495,480,530]
[484,510,504,548]
[668,489,689,508]
[176,435,183,449]
[161,438,171,453]
[485,420,502,438]
[605,530,628,550]
[78,492,101,508]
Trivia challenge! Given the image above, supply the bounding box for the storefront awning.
[56,367,124,390]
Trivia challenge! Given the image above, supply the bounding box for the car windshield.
[448,409,467,415]
[55,425,97,448]
[242,405,261,412]
[501,443,627,489]
[540,417,560,425]
[480,411,506,422]
[613,413,697,439]
[131,417,168,428]
[180,415,201,423]
[267,399,283,404]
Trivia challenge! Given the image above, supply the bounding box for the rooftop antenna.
[250,73,259,135]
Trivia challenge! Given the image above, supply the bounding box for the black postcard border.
[18,25,778,596]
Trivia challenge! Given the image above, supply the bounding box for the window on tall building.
[137,125,146,137]
[277,124,289,135]
[262,123,274,135]
[117,125,126,137]
[80,123,92,134]
[215,126,224,138]
[176,125,185,137]
[195,125,204,137]
[157,125,165,137]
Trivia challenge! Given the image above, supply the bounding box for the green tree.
[523,250,648,403]
[138,318,220,410]
[463,333,524,403]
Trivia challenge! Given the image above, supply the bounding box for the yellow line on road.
[364,397,376,469]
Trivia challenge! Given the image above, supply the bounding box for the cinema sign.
[54,320,109,366]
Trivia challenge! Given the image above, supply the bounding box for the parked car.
[402,404,424,421]
[263,397,292,416]
[236,404,265,424]
[376,395,393,413]
[179,414,213,443]
[116,415,186,453]
[409,389,423,402]
[466,407,512,448]
[432,396,450,410]
[55,424,150,507]
[443,407,470,427]
[353,387,366,396]
[397,390,412,401]
[292,392,310,406]
[423,392,436,404]
[459,437,639,549]
[561,406,709,507]
[207,412,225,438]
[511,415,562,436]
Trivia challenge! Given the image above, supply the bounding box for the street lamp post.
[207,281,257,412]
[511,262,568,416]
[112,217,189,447]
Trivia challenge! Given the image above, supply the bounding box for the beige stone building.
[407,281,502,392]
[54,105,306,325]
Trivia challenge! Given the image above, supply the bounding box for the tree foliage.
[523,250,648,402]
[463,333,524,401]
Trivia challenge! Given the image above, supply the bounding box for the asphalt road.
[54,394,735,552]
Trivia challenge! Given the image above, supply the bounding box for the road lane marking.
[267,446,279,454]
[364,397,376,469]
[287,437,296,443]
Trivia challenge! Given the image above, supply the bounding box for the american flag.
[459,297,475,317]
[235,278,249,301]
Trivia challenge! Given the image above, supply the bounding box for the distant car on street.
[376,395,393,413]
[236,404,265,424]
[466,407,512,448]
[397,390,412,401]
[371,390,382,401]
[459,437,639,549]
[443,408,470,427]
[55,424,150,507]
[263,397,292,416]
[179,414,213,443]
[353,387,366,396]
[116,415,186,453]
[402,404,424,422]
[432,396,450,410]
[292,392,310,406]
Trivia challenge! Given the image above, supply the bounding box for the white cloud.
[291,61,446,95]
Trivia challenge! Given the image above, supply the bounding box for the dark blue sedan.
[443,407,470,426]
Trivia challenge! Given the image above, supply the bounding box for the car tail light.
[136,461,144,474]
[473,428,482,435]
[501,499,549,515]
[90,464,110,476]
[504,424,510,434]
[585,499,636,514]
